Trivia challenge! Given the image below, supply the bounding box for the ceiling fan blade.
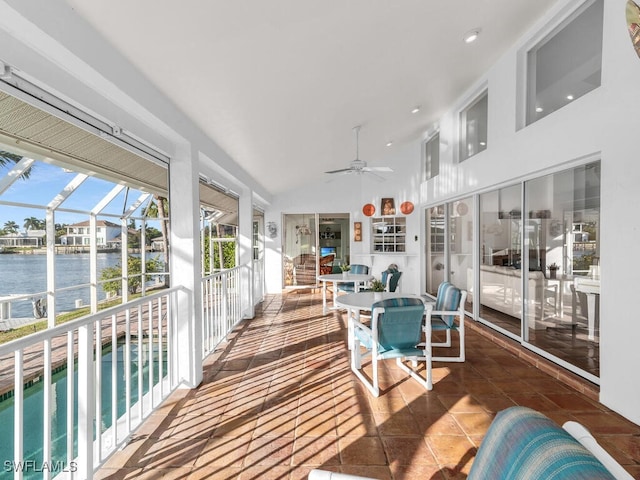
[363,166,393,173]
[325,167,352,174]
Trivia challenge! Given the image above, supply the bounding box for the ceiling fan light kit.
[325,126,393,179]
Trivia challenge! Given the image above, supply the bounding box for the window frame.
[458,89,488,163]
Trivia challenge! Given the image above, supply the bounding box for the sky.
[0,161,154,230]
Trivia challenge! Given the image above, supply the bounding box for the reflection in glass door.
[524,161,601,379]
[478,184,523,338]
[425,205,446,296]
[449,198,474,312]
[282,214,317,287]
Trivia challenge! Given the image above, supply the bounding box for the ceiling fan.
[325,126,393,179]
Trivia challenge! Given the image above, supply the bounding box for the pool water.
[0,341,167,480]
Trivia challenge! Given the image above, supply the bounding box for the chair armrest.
[351,320,372,336]
[427,309,459,316]
[563,421,634,480]
[308,469,378,480]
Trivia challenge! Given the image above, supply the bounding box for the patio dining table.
[318,272,374,315]
[336,291,432,349]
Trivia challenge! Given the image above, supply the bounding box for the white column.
[169,144,203,388]
[238,187,255,319]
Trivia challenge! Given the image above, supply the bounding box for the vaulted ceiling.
[65,0,557,195]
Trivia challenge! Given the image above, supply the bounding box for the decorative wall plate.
[456,201,468,216]
[400,201,414,215]
[627,0,640,59]
[362,203,375,216]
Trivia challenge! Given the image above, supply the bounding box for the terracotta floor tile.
[452,411,495,436]
[335,413,378,437]
[195,437,252,468]
[243,436,295,466]
[95,292,640,480]
[381,436,438,466]
[338,436,387,465]
[426,435,476,465]
[374,411,422,436]
[292,436,341,466]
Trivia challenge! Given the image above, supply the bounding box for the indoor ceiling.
[64,0,557,196]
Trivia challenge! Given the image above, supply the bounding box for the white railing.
[201,266,247,357]
[0,287,183,480]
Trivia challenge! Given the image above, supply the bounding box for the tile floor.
[96,291,640,479]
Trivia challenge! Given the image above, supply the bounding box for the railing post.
[78,323,95,479]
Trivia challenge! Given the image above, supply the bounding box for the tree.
[0,151,31,179]
[24,216,44,231]
[146,196,170,286]
[100,255,162,296]
[3,221,19,234]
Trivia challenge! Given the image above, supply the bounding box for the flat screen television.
[320,246,336,257]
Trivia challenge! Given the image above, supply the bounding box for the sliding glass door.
[524,161,600,379]
[424,160,601,380]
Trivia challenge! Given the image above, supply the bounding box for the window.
[525,0,603,125]
[371,216,406,253]
[422,132,440,181]
[459,90,488,162]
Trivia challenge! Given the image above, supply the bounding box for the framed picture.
[381,198,396,216]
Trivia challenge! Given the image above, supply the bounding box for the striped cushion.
[433,282,461,327]
[468,406,616,480]
[372,297,424,309]
[338,264,369,292]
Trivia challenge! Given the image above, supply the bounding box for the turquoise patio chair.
[424,281,467,362]
[381,264,402,292]
[351,297,432,396]
[337,263,370,292]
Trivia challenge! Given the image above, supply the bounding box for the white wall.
[268,0,640,425]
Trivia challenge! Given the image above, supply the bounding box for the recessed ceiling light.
[386,141,393,147]
[463,29,481,44]
[566,94,574,101]
[479,141,486,147]
[411,106,420,114]
[536,106,544,113]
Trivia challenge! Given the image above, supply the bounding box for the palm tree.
[0,151,31,178]
[145,195,170,286]
[24,216,43,231]
[3,221,19,234]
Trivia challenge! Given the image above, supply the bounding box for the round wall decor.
[362,203,375,216]
[400,201,414,215]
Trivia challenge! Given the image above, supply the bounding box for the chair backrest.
[371,297,425,352]
[381,268,402,292]
[350,264,369,275]
[434,281,462,326]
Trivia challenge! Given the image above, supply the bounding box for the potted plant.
[548,262,559,279]
[340,263,351,278]
[370,279,385,300]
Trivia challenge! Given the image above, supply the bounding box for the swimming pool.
[0,341,167,480]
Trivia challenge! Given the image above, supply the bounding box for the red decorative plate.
[400,201,414,215]
[362,204,375,216]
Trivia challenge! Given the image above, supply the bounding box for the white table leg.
[322,280,328,315]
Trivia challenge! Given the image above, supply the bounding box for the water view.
[0,252,163,318]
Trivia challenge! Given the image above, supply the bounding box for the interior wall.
[268,0,640,425]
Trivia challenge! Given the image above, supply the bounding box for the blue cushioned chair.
[351,297,432,396]
[337,264,369,293]
[468,406,626,479]
[424,281,467,362]
[381,266,402,292]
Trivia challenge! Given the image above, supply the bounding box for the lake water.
[0,252,163,318]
